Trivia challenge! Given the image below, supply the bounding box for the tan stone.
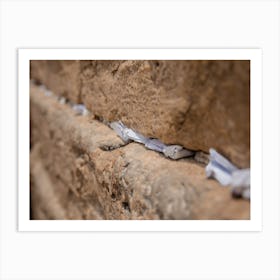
[31,60,81,103]
[30,84,250,220]
[31,60,250,168]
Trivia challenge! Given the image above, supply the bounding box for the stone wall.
[30,60,250,220]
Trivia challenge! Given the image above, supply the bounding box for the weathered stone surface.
[30,84,250,220]
[31,60,81,103]
[30,148,68,220]
[31,145,104,220]
[31,60,250,168]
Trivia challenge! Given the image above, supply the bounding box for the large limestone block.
[31,60,250,168]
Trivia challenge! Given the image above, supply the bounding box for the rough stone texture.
[31,60,81,103]
[30,84,250,220]
[31,60,250,168]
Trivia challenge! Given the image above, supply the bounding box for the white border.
[18,49,262,231]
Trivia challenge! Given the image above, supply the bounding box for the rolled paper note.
[145,139,167,153]
[206,149,250,199]
[209,148,238,173]
[163,145,194,160]
[72,104,88,115]
[109,121,131,143]
[230,169,250,199]
[124,128,147,144]
[205,161,232,186]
